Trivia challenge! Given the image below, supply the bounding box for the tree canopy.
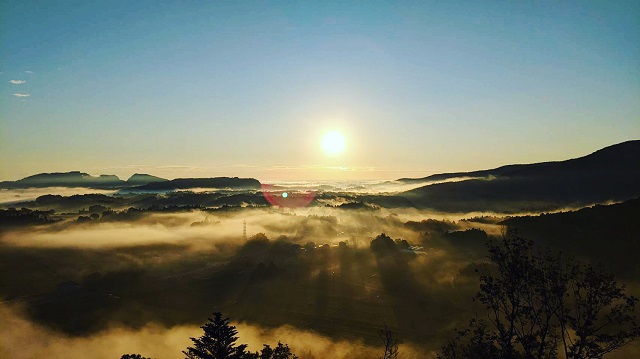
[439,230,640,359]
[182,312,297,359]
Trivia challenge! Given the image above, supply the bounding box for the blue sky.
[1,1,638,180]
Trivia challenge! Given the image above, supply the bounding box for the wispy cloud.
[13,93,30,98]
[9,80,26,84]
[24,70,34,74]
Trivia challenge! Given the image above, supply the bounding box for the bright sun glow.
[321,131,346,156]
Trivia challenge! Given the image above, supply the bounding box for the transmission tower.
[243,220,247,241]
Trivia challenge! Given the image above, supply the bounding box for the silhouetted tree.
[378,323,399,359]
[438,230,640,359]
[259,342,298,359]
[183,312,252,359]
[123,312,298,358]
[370,233,397,255]
[178,312,298,359]
[439,319,500,359]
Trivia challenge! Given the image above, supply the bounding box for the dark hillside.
[401,141,640,212]
[502,198,640,279]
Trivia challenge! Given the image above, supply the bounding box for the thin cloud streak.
[13,93,30,98]
[9,80,26,84]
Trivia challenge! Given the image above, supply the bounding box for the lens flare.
[261,184,315,208]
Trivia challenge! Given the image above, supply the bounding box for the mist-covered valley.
[4,0,640,355]
[1,171,639,358]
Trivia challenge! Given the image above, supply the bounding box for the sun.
[321,131,346,156]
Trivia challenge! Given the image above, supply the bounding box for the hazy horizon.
[1,139,636,182]
[0,166,443,183]
[2,1,639,181]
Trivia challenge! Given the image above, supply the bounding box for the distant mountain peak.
[126,173,167,184]
[0,171,126,189]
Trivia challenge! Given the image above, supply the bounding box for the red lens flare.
[261,184,316,208]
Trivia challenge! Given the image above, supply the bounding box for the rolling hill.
[126,173,167,185]
[501,198,640,279]
[400,140,640,212]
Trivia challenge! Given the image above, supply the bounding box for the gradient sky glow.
[1,1,638,181]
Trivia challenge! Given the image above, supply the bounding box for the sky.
[1,0,638,181]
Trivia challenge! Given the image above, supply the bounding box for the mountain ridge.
[126,173,167,185]
[0,171,126,189]
[0,172,262,191]
[398,140,639,183]
[400,140,640,212]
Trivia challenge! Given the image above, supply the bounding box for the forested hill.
[398,140,639,183]
[501,198,640,279]
[400,141,640,212]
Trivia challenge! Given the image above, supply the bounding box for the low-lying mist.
[0,304,432,359]
[1,186,638,358]
[0,204,494,355]
[0,187,116,206]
